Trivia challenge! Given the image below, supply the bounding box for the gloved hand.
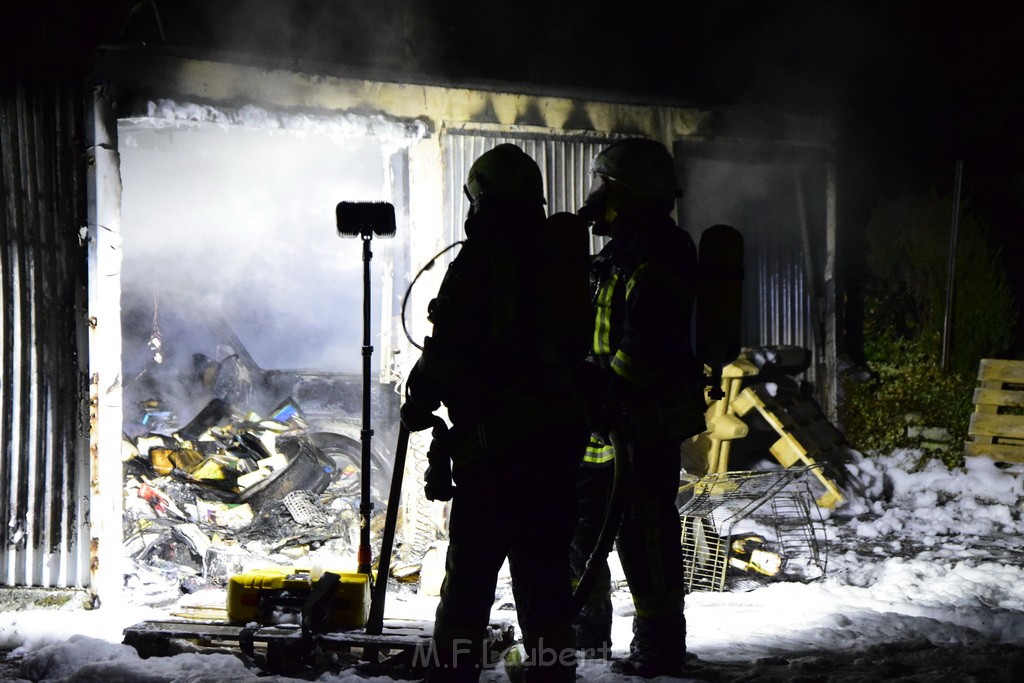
[423,425,454,502]
[575,362,629,434]
[401,365,442,432]
[599,373,630,433]
[572,361,609,425]
[401,398,438,432]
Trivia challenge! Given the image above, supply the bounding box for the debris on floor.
[122,397,386,606]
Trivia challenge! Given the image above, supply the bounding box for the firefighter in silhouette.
[570,138,707,678]
[401,143,591,682]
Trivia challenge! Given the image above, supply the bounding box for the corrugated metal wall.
[442,131,835,400]
[746,205,821,386]
[678,150,833,394]
[442,130,612,253]
[0,79,91,588]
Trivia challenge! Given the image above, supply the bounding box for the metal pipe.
[794,169,822,354]
[941,160,964,372]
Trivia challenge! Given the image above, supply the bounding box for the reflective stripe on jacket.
[582,433,614,467]
[589,216,707,442]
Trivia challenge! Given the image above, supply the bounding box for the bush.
[840,192,1015,468]
[863,193,1016,376]
[839,333,973,469]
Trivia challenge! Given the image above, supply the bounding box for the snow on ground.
[5,450,1024,681]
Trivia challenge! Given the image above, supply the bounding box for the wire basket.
[677,465,828,593]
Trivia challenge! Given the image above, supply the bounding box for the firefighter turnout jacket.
[409,209,590,471]
[583,214,706,466]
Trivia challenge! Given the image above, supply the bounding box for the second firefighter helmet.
[464,143,545,208]
[581,138,679,234]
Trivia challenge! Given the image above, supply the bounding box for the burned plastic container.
[235,434,336,513]
[179,398,236,442]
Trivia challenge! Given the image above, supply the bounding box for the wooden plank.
[972,378,1002,444]
[124,620,250,638]
[978,358,1024,383]
[123,618,510,654]
[969,359,1024,451]
[169,608,230,621]
[965,441,1024,463]
[318,631,431,648]
[973,387,1024,409]
[969,413,1024,439]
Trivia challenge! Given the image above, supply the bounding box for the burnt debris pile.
[121,397,377,606]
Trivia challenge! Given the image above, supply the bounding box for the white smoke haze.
[118,101,419,376]
[680,153,828,359]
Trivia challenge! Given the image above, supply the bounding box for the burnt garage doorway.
[116,104,413,602]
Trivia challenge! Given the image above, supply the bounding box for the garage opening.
[117,102,415,603]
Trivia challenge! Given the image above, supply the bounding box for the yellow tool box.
[226,567,370,630]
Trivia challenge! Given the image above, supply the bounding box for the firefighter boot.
[521,629,577,683]
[424,647,482,683]
[610,612,688,679]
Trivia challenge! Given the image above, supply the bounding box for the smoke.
[147,0,418,75]
[118,101,419,388]
[680,153,828,357]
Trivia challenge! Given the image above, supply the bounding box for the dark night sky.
[5,0,1024,346]
[7,1,1023,218]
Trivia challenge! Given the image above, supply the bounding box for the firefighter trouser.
[428,421,587,683]
[568,463,614,655]
[617,436,686,661]
[570,436,686,661]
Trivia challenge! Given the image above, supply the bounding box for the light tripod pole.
[335,200,396,628]
[357,228,375,577]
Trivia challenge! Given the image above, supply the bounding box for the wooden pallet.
[122,617,515,675]
[966,358,1024,463]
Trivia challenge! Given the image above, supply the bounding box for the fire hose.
[571,428,629,617]
[401,240,464,351]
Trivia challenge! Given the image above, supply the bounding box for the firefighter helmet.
[464,143,545,206]
[591,137,679,204]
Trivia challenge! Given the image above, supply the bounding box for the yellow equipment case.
[227,567,370,630]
